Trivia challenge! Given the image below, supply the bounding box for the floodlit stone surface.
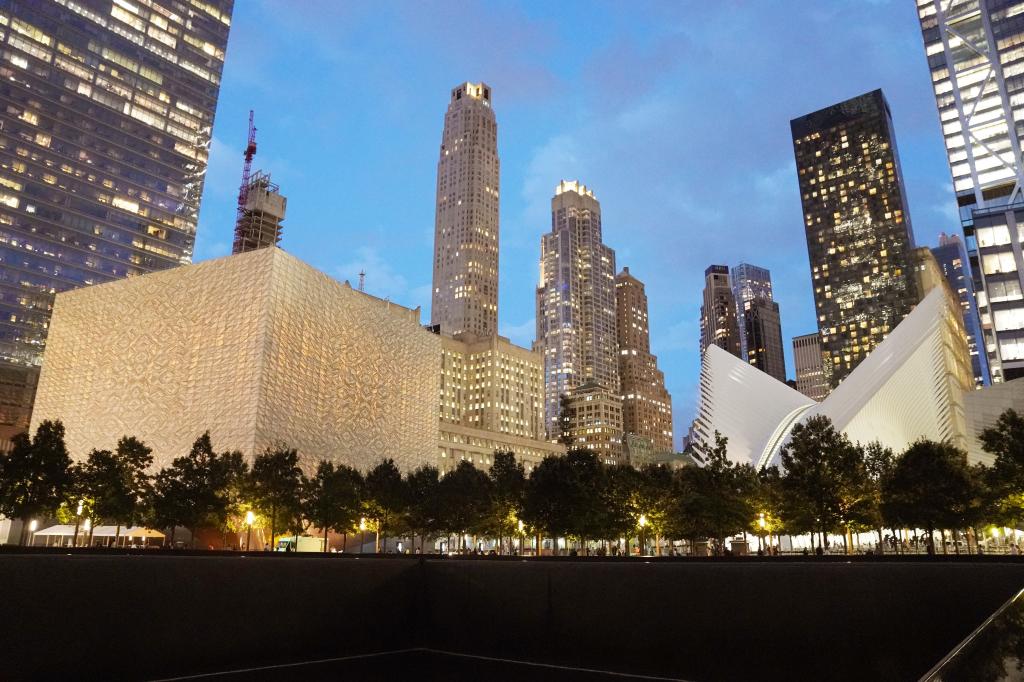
[31,248,440,471]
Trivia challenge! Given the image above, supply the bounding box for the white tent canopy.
[33,524,78,537]
[90,526,165,538]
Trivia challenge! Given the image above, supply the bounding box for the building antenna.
[358,269,366,292]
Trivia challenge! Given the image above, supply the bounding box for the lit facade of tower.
[615,267,673,453]
[437,332,559,474]
[932,233,989,387]
[0,0,232,434]
[536,180,619,443]
[916,1,1024,382]
[699,265,741,359]
[731,263,786,383]
[791,89,918,387]
[792,333,829,402]
[431,82,499,338]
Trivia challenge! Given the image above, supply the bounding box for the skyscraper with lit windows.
[431,82,499,338]
[615,266,672,453]
[791,89,919,387]
[916,0,1024,383]
[536,180,619,448]
[699,265,741,359]
[0,0,232,435]
[731,263,786,383]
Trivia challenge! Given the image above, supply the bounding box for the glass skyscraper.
[0,0,232,432]
[917,0,1024,382]
[932,232,989,387]
[730,262,786,383]
[791,89,919,388]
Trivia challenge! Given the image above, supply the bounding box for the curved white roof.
[695,288,972,468]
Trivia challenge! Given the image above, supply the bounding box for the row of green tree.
[2,410,1024,553]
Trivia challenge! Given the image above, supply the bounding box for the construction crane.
[231,111,258,254]
[235,110,257,227]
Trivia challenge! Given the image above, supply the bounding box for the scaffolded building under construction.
[233,171,287,254]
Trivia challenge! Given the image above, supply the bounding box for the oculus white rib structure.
[693,287,973,469]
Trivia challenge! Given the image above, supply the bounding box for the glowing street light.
[758,513,767,553]
[517,519,526,556]
[73,500,84,549]
[28,519,37,547]
[359,518,367,554]
[245,510,255,552]
[638,514,648,557]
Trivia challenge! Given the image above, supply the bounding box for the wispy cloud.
[501,317,536,348]
[335,246,428,310]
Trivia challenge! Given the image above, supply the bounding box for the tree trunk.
[342,532,347,553]
[940,528,948,555]
[323,525,329,554]
[169,525,176,547]
[115,524,121,548]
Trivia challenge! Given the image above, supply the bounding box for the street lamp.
[517,519,525,556]
[359,518,367,554]
[758,513,767,553]
[28,519,37,547]
[245,510,255,551]
[72,500,84,549]
[638,514,648,557]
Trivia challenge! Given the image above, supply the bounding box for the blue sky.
[195,1,954,447]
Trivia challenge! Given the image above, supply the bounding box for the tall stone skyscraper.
[791,90,918,387]
[917,2,1024,382]
[536,180,619,443]
[0,0,232,434]
[615,267,673,453]
[932,233,988,387]
[699,265,741,359]
[731,263,786,383]
[431,82,499,337]
[428,84,559,471]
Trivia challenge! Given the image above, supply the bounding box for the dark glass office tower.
[0,0,232,434]
[791,89,918,387]
[731,262,786,383]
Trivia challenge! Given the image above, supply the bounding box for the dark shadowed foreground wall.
[1,554,1022,681]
